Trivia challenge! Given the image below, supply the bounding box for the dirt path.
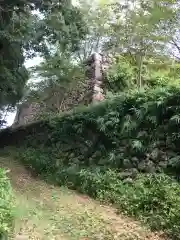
[0,157,166,240]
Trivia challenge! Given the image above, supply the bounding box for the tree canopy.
[0,0,86,125]
[1,0,180,125]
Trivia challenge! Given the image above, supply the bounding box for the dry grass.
[0,157,166,240]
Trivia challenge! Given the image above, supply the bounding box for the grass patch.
[42,166,180,239]
[0,156,164,240]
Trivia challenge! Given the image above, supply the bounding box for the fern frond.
[170,115,180,124]
[132,140,143,151]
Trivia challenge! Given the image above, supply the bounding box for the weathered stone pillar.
[85,52,113,103]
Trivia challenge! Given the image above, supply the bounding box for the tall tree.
[73,0,114,63]
[103,0,179,87]
[0,0,86,126]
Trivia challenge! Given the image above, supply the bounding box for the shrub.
[3,85,180,238]
[15,146,180,238]
[4,85,180,178]
[49,167,180,239]
[0,168,14,239]
[105,56,135,93]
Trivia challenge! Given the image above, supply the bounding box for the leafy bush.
[43,166,180,239]
[145,62,180,88]
[13,145,180,238]
[0,168,14,239]
[3,85,180,238]
[4,85,180,177]
[105,56,135,93]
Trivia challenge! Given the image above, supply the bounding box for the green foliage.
[0,168,14,239]
[0,10,29,111]
[1,0,180,237]
[19,159,180,239]
[103,0,180,88]
[105,56,135,93]
[85,171,180,239]
[3,85,180,176]
[143,59,180,88]
[72,0,115,62]
[66,169,180,238]
[0,0,86,125]
[4,85,180,237]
